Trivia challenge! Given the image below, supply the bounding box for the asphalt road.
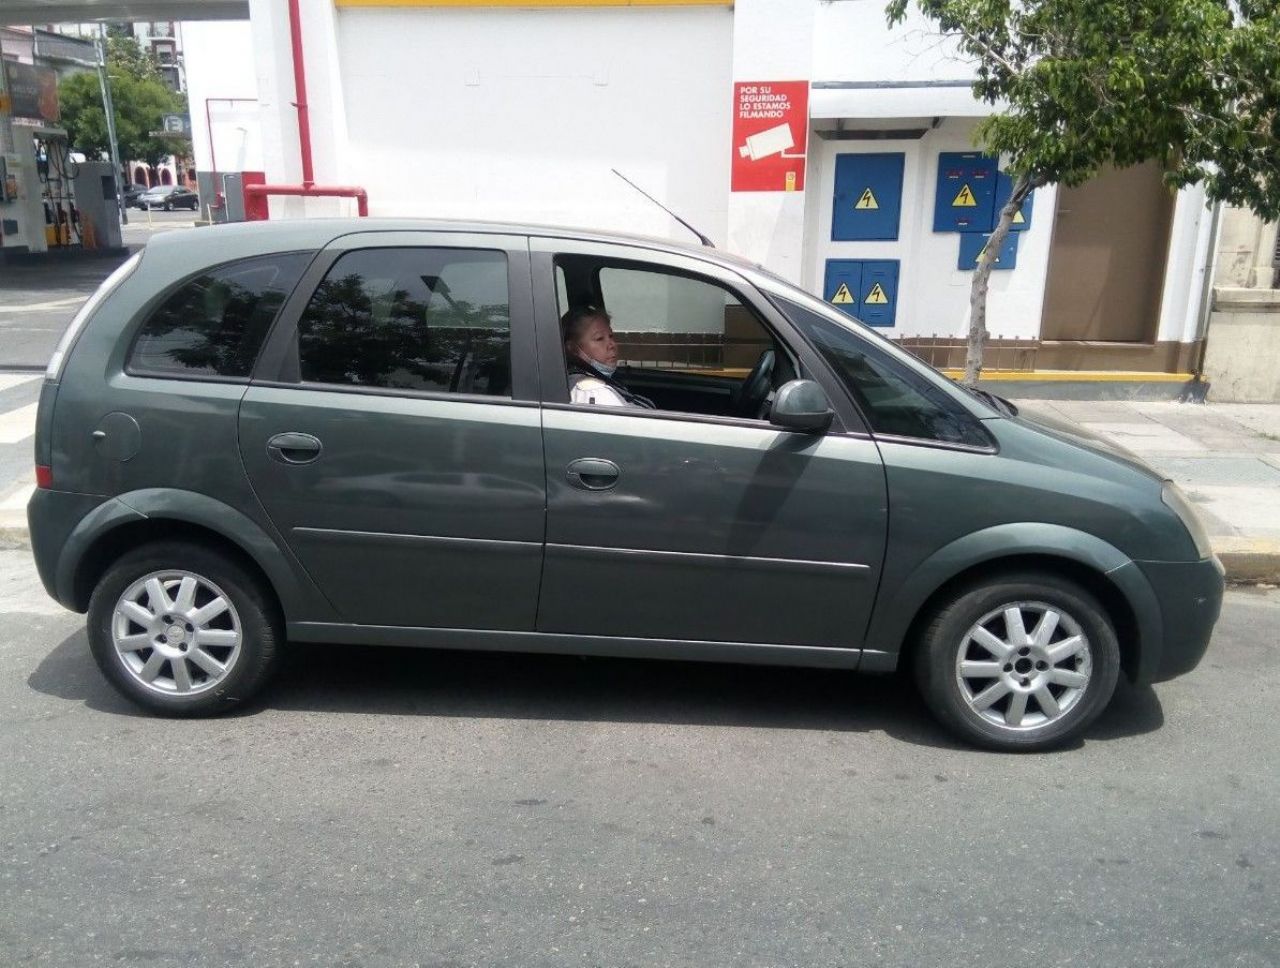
[0,211,197,369]
[0,548,1275,967]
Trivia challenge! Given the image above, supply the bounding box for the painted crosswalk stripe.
[0,483,35,511]
[0,374,41,393]
[0,402,38,445]
[0,297,85,313]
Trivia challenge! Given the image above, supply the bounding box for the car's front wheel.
[914,572,1120,752]
[87,542,283,716]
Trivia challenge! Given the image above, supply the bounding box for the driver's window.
[556,259,781,419]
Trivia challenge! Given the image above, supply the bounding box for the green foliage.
[887,0,1280,219]
[57,36,191,169]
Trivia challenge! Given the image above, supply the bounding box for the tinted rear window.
[127,252,312,378]
[296,247,512,397]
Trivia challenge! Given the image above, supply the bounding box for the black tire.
[913,572,1120,752]
[87,541,283,716]
[163,201,172,212]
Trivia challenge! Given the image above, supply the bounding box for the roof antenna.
[612,169,715,248]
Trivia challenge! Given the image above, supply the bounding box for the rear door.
[238,231,545,630]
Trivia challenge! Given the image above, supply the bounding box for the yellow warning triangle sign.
[1013,209,1025,224]
[952,184,978,207]
[865,283,889,305]
[855,188,879,210]
[831,282,855,304]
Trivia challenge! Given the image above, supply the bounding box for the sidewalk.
[2,397,1278,581]
[1012,398,1280,582]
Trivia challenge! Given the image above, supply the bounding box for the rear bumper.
[1136,555,1226,683]
[27,488,119,612]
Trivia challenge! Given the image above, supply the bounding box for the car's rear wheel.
[163,201,172,211]
[87,542,282,716]
[914,573,1120,752]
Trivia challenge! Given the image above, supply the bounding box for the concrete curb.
[1212,537,1280,585]
[2,511,1278,582]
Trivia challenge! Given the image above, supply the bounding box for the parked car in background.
[26,220,1225,751]
[121,183,150,208]
[136,186,199,211]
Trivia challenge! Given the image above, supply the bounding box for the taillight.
[35,465,53,489]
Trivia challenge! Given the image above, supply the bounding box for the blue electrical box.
[957,231,1019,271]
[824,260,863,319]
[933,151,997,232]
[823,259,899,327]
[992,171,1034,232]
[831,153,905,241]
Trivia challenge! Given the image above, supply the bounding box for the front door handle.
[566,458,620,491]
[267,432,323,465]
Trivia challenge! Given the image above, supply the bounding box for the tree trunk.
[963,171,1036,386]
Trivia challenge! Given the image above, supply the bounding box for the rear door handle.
[566,458,619,491]
[267,432,323,465]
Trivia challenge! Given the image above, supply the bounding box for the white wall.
[182,20,264,176]
[334,5,733,238]
[812,0,971,84]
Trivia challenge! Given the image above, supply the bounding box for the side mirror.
[769,379,834,433]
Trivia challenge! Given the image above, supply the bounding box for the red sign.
[731,81,809,192]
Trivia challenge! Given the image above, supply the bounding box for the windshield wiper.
[966,385,1018,417]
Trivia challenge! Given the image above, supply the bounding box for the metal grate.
[890,335,1038,372]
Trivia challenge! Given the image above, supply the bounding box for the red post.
[241,172,269,220]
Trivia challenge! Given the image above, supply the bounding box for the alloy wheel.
[954,601,1093,731]
[111,570,243,696]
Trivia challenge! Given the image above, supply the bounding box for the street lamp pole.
[95,25,127,225]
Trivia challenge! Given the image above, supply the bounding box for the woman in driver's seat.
[562,307,655,408]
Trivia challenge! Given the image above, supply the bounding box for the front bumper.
[1137,555,1226,683]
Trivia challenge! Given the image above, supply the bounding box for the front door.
[532,240,888,648]
[239,231,546,630]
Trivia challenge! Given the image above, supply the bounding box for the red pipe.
[287,0,315,188]
[244,183,368,218]
[245,0,368,219]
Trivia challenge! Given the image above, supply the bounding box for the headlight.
[1161,483,1213,559]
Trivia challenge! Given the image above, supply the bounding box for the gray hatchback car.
[28,219,1224,751]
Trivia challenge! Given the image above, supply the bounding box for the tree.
[886,0,1280,385]
[57,35,191,176]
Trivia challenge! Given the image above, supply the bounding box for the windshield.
[773,295,994,448]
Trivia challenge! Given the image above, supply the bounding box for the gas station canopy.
[0,0,248,25]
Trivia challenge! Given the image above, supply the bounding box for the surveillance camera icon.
[738,123,796,161]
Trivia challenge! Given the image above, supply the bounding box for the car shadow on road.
[28,630,1164,751]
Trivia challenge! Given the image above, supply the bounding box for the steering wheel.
[734,348,775,418]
